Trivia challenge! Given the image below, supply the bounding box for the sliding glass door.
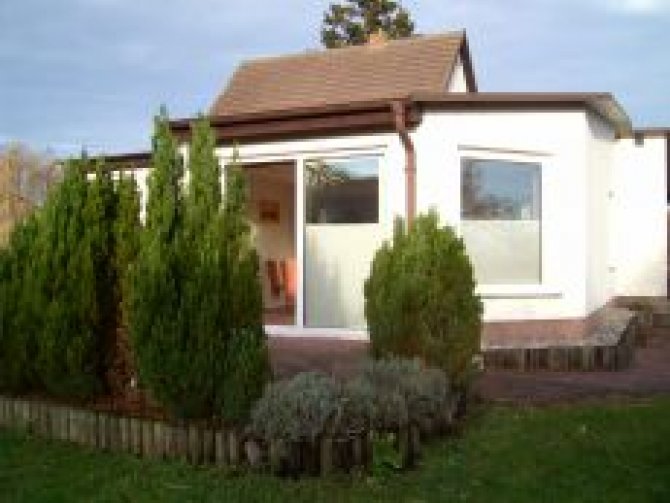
[303,156,382,329]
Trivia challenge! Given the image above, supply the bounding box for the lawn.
[1,398,669,502]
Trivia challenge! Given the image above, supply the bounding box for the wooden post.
[52,406,63,441]
[352,434,364,469]
[269,438,285,475]
[130,417,142,456]
[228,429,240,466]
[119,416,130,453]
[410,424,421,461]
[19,399,30,430]
[142,420,154,458]
[97,412,108,450]
[398,425,414,470]
[202,428,214,464]
[175,423,189,463]
[188,424,201,465]
[67,408,78,445]
[363,430,373,474]
[320,437,334,476]
[108,414,120,452]
[215,429,228,466]
[40,401,51,437]
[162,423,174,459]
[153,421,165,459]
[0,396,6,427]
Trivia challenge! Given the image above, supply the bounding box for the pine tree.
[321,0,415,49]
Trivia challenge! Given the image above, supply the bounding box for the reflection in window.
[461,158,542,284]
[305,157,379,224]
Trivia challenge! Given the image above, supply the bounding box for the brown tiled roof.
[211,31,474,117]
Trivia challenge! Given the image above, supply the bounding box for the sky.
[1,0,669,156]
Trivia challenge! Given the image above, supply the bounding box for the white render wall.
[139,109,666,330]
[610,136,667,297]
[585,112,617,312]
[446,56,468,93]
[414,109,592,322]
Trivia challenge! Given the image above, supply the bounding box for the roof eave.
[413,92,632,137]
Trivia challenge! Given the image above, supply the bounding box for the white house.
[110,31,668,348]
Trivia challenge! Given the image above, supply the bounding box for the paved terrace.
[269,331,670,403]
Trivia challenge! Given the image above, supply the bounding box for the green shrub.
[251,372,341,442]
[0,157,137,400]
[250,359,452,443]
[0,216,40,393]
[349,357,453,431]
[34,160,114,399]
[364,211,482,388]
[129,112,268,420]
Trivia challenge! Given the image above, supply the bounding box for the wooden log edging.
[0,395,379,476]
[482,313,639,372]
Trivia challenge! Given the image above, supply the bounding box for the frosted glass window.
[461,158,541,284]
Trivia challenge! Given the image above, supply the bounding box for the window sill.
[476,284,562,299]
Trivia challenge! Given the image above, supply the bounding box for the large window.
[305,157,379,224]
[461,158,541,285]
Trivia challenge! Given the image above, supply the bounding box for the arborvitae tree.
[114,172,141,323]
[0,214,40,392]
[108,171,141,395]
[129,108,186,413]
[218,154,269,422]
[0,153,135,399]
[321,0,415,49]
[365,212,482,389]
[145,106,184,242]
[35,158,107,399]
[85,164,119,392]
[130,113,268,420]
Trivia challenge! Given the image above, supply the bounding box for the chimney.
[367,28,388,46]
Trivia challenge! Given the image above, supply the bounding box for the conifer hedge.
[364,211,482,388]
[0,158,136,399]
[129,112,268,421]
[0,109,268,419]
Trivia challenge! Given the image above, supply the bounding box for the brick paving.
[269,331,670,403]
[269,336,369,380]
[476,330,670,403]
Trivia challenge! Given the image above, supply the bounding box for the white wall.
[611,136,667,297]
[153,108,666,332]
[446,55,468,93]
[414,109,591,322]
[109,167,149,223]
[585,113,616,312]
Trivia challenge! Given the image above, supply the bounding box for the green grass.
[1,398,670,502]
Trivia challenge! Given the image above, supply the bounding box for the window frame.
[458,148,554,296]
[303,155,381,225]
